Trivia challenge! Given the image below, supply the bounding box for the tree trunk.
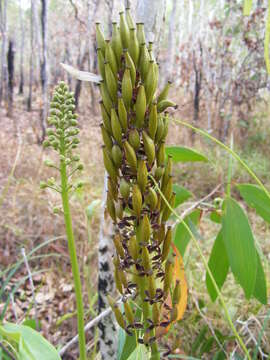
[192,45,202,143]
[136,0,166,44]
[0,0,7,104]
[98,175,118,360]
[166,0,177,82]
[7,40,15,117]
[87,0,100,114]
[27,0,34,111]
[33,0,42,88]
[74,46,89,109]
[40,0,48,142]
[19,0,25,95]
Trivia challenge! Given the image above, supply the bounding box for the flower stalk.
[96,9,178,358]
[41,82,86,360]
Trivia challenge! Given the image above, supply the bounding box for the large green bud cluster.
[41,82,83,192]
[96,9,178,354]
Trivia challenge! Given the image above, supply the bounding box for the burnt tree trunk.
[27,0,34,111]
[40,0,48,142]
[192,45,202,143]
[7,40,15,117]
[19,0,25,94]
[74,48,89,109]
[0,0,7,104]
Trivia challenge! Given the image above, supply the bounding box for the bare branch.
[68,0,87,28]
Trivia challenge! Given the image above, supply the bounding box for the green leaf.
[253,251,267,304]
[22,318,41,331]
[173,209,201,256]
[199,337,214,356]
[173,184,192,209]
[0,323,61,360]
[206,231,229,302]
[118,328,137,360]
[237,184,270,224]
[165,146,208,163]
[213,351,226,360]
[127,345,149,359]
[191,325,208,355]
[209,210,221,224]
[222,197,257,299]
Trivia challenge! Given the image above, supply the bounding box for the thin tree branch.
[68,0,87,28]
[177,184,221,221]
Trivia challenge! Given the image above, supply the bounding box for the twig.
[192,296,227,356]
[68,0,86,28]
[0,341,17,360]
[10,293,17,321]
[59,293,133,356]
[237,319,268,359]
[176,183,221,221]
[59,307,112,356]
[21,247,39,331]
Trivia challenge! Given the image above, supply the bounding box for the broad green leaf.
[0,323,61,360]
[237,184,270,224]
[253,251,267,304]
[209,210,221,224]
[22,318,41,331]
[206,231,229,302]
[165,146,208,163]
[118,328,137,360]
[173,209,201,256]
[222,197,257,299]
[173,184,192,209]
[127,345,149,359]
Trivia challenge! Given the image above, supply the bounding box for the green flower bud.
[40,181,47,189]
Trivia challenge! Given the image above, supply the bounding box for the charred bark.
[0,0,7,104]
[7,40,15,117]
[19,0,25,95]
[40,0,48,142]
[27,0,34,111]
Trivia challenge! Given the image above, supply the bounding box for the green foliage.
[165,146,208,163]
[117,327,137,360]
[0,322,60,360]
[206,231,229,302]
[172,184,192,209]
[237,183,270,223]
[222,197,257,299]
[173,209,201,256]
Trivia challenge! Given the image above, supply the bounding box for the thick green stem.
[60,149,86,360]
[150,328,160,360]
